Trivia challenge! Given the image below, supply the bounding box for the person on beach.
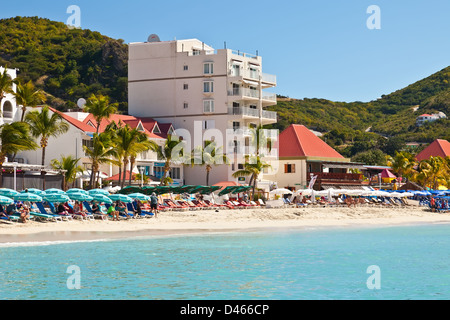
[56,203,70,216]
[150,193,159,218]
[115,201,129,219]
[107,204,120,221]
[0,204,8,220]
[430,197,436,212]
[20,204,30,223]
[243,192,249,204]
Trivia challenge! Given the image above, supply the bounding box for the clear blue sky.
[2,0,449,102]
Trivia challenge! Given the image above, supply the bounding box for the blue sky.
[2,0,449,102]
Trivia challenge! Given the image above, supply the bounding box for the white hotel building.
[128,38,278,186]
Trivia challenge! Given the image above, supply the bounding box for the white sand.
[1,202,449,243]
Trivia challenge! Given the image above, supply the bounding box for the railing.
[227,107,277,120]
[312,172,364,181]
[231,50,258,59]
[228,88,259,99]
[229,69,277,84]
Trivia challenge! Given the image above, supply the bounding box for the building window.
[203,100,215,113]
[183,65,188,71]
[183,102,189,109]
[285,164,295,173]
[203,62,214,74]
[170,167,181,180]
[203,120,215,130]
[183,83,188,90]
[232,121,240,130]
[203,81,214,93]
[193,49,201,56]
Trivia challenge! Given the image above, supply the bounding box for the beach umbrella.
[91,194,113,204]
[0,195,14,206]
[128,193,150,201]
[43,194,70,203]
[88,188,110,196]
[45,188,66,195]
[119,186,142,195]
[66,188,89,195]
[14,193,43,202]
[270,188,293,196]
[67,192,93,202]
[21,188,46,196]
[0,188,19,197]
[108,194,133,203]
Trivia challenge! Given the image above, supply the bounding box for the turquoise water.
[0,223,450,300]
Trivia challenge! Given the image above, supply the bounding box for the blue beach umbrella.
[88,189,110,196]
[108,194,133,203]
[67,192,93,202]
[0,188,19,197]
[14,193,43,202]
[91,194,113,204]
[45,188,66,195]
[0,195,14,206]
[128,193,150,201]
[66,188,89,195]
[21,188,46,196]
[43,194,70,203]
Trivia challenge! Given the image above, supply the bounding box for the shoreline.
[1,205,449,245]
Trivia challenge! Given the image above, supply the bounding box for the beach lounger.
[81,201,101,220]
[258,199,266,207]
[34,202,63,222]
[45,202,73,221]
[126,203,146,218]
[132,202,154,217]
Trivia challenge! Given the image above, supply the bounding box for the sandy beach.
[1,200,449,244]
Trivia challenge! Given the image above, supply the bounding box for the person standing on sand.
[150,192,159,218]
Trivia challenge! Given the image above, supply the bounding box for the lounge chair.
[258,199,266,207]
[46,202,73,221]
[81,201,101,220]
[132,202,154,217]
[126,203,146,218]
[34,202,63,222]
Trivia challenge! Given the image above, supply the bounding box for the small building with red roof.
[416,139,450,162]
[264,124,366,190]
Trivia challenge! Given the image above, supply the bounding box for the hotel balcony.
[227,88,277,104]
[229,69,277,88]
[227,106,277,124]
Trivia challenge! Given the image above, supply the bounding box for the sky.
[2,0,449,102]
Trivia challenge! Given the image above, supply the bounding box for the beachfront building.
[0,66,19,125]
[415,139,450,161]
[264,124,367,191]
[128,37,278,186]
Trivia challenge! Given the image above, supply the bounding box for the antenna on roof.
[147,34,161,43]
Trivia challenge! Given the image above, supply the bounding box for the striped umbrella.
[45,188,66,195]
[108,194,133,203]
[0,195,14,206]
[91,194,113,204]
[21,188,46,196]
[14,193,43,202]
[67,192,93,202]
[0,188,19,197]
[66,188,89,195]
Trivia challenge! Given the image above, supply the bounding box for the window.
[183,65,189,71]
[183,102,189,109]
[203,81,214,93]
[170,167,181,180]
[203,120,215,130]
[285,164,295,173]
[203,100,215,113]
[203,62,214,74]
[183,83,188,90]
[192,49,201,56]
[232,121,240,130]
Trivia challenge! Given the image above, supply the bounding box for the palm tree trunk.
[129,157,135,186]
[118,166,122,188]
[20,106,27,122]
[206,166,211,186]
[122,158,128,188]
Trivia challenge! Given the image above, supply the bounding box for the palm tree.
[24,106,70,166]
[232,155,271,198]
[148,134,183,186]
[386,151,417,182]
[14,80,46,122]
[0,122,38,187]
[50,155,84,190]
[83,94,117,134]
[415,156,448,190]
[0,67,14,108]
[83,132,119,189]
[114,124,154,188]
[190,140,229,186]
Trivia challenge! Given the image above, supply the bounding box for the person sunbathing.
[20,205,30,223]
[56,203,70,216]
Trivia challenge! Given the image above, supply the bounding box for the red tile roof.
[278,124,344,159]
[48,107,96,133]
[105,170,136,181]
[416,139,450,161]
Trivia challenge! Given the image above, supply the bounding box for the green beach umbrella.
[0,195,14,206]
[91,194,113,204]
[43,194,70,203]
[0,188,19,197]
[108,194,133,203]
[14,193,43,202]
[119,186,142,195]
[45,188,66,195]
[88,189,110,196]
[128,193,150,201]
[142,186,156,195]
[67,192,93,202]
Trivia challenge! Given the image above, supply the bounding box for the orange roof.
[48,107,96,133]
[278,124,344,159]
[416,139,450,161]
[105,170,136,181]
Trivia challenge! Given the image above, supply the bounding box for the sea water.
[0,223,449,300]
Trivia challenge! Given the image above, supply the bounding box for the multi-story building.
[0,66,19,125]
[128,38,278,185]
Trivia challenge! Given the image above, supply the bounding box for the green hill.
[0,16,128,111]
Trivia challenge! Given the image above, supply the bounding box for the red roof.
[416,139,450,161]
[419,114,432,117]
[105,170,136,181]
[48,107,96,133]
[278,124,344,159]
